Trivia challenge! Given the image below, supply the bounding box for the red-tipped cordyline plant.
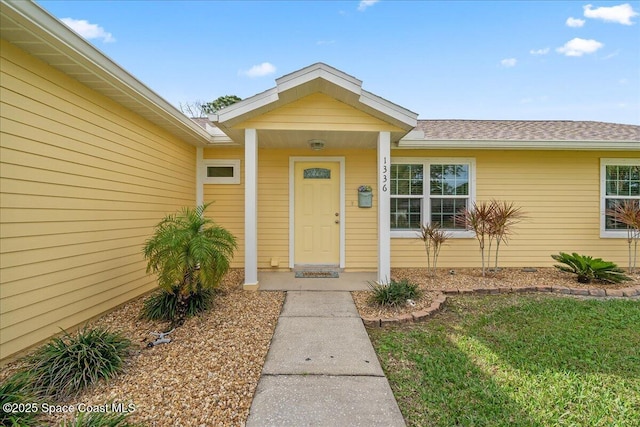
[455,200,525,277]
[606,200,640,273]
[418,223,451,277]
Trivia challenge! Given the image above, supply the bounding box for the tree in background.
[179,95,242,117]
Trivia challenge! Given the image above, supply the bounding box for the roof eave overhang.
[396,139,640,151]
[1,0,212,147]
[210,63,418,144]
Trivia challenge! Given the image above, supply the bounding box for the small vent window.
[207,166,234,178]
[202,159,240,184]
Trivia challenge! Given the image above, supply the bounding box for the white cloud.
[556,38,603,56]
[583,3,638,25]
[530,47,550,55]
[316,40,336,46]
[566,17,586,27]
[239,62,276,78]
[60,18,115,43]
[500,58,517,67]
[358,0,379,11]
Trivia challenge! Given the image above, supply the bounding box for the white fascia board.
[276,62,362,94]
[396,139,640,151]
[359,90,418,129]
[3,1,211,146]
[213,88,280,123]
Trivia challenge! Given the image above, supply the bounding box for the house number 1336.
[382,157,388,192]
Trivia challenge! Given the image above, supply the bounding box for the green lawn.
[368,294,640,427]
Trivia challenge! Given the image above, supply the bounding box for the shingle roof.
[414,120,640,142]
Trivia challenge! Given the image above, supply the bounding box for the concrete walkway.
[246,290,406,427]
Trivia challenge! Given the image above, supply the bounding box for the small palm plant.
[142,203,237,325]
[606,200,640,273]
[551,252,631,284]
[418,223,450,277]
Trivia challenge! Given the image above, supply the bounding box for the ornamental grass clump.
[551,252,632,284]
[0,371,42,427]
[142,203,237,326]
[25,327,130,400]
[60,407,136,427]
[368,279,422,307]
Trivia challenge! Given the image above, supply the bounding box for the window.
[601,158,640,237]
[391,158,475,237]
[202,159,240,184]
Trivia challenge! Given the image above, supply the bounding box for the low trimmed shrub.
[551,252,632,284]
[26,327,131,399]
[140,286,215,324]
[368,279,422,307]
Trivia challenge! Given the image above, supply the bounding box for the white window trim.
[391,157,476,239]
[202,159,241,184]
[600,158,640,238]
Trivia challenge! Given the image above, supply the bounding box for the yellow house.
[1,1,639,362]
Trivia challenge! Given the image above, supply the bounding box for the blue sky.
[38,1,640,124]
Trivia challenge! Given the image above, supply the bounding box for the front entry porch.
[204,63,418,290]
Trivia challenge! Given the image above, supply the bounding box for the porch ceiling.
[256,129,380,149]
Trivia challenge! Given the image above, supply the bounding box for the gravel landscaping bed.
[1,269,285,427]
[353,267,640,320]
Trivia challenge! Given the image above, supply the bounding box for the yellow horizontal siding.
[390,149,640,269]
[0,40,196,362]
[237,93,404,132]
[257,150,290,268]
[203,148,245,267]
[344,149,378,269]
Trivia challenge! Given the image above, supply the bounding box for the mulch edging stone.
[363,284,640,328]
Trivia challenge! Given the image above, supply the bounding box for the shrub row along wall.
[0,40,196,362]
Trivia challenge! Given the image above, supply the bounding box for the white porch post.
[377,131,391,283]
[244,129,259,290]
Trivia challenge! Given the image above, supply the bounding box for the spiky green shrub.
[60,408,136,427]
[368,279,422,307]
[0,371,42,427]
[143,203,237,325]
[26,327,130,399]
[141,285,215,322]
[552,252,632,284]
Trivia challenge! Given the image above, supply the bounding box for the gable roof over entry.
[209,63,418,147]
